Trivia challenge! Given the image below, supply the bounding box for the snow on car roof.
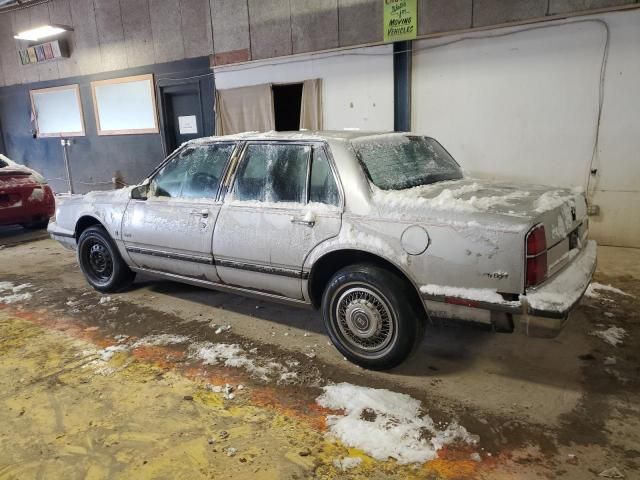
[183,130,411,146]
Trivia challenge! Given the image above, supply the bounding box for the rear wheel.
[321,264,422,370]
[77,225,135,292]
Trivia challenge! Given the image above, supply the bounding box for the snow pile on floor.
[316,383,478,464]
[585,282,633,299]
[92,334,190,368]
[0,281,33,304]
[188,342,303,384]
[99,344,129,361]
[591,326,627,347]
[132,334,191,347]
[333,457,362,471]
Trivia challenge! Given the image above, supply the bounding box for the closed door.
[122,142,236,281]
[213,142,342,299]
[161,85,203,153]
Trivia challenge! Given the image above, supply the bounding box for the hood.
[82,186,134,202]
[54,187,133,210]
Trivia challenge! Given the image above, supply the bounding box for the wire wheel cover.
[335,286,395,353]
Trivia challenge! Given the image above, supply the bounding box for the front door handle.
[190,209,209,218]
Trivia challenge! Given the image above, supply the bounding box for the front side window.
[149,143,234,199]
[309,147,340,206]
[352,135,462,190]
[233,143,310,203]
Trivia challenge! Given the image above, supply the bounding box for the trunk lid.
[372,178,589,280]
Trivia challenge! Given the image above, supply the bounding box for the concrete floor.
[1,227,638,479]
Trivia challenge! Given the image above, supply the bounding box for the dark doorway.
[159,81,204,154]
[272,83,303,131]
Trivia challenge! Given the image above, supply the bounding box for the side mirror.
[131,184,149,200]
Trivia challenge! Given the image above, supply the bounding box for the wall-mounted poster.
[383,0,417,43]
[178,115,198,134]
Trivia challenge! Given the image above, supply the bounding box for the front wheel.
[77,225,135,292]
[321,264,422,370]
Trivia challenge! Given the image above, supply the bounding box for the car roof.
[184,130,407,145]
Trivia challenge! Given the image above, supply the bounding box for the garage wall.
[0,56,214,194]
[214,45,395,132]
[412,9,640,248]
[1,0,639,86]
[0,0,213,86]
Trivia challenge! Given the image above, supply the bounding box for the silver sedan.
[49,131,596,369]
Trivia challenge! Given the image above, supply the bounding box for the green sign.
[383,0,417,43]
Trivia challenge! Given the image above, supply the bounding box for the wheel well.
[307,249,425,315]
[75,216,102,239]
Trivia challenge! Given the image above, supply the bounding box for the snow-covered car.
[48,132,596,369]
[0,154,55,229]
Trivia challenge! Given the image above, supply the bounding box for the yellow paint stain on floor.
[0,313,484,479]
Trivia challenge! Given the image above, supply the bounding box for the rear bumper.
[421,240,597,338]
[0,185,55,226]
[518,240,597,336]
[0,201,55,226]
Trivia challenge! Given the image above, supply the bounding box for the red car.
[0,154,55,229]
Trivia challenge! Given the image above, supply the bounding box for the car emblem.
[570,206,576,221]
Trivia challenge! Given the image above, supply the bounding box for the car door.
[122,142,236,282]
[213,142,343,299]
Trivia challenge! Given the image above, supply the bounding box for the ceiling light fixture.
[14,25,72,42]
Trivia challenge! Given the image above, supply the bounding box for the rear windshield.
[352,135,463,190]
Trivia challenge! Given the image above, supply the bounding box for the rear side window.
[309,147,340,206]
[233,144,310,203]
[149,143,234,199]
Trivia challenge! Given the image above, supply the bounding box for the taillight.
[526,224,547,288]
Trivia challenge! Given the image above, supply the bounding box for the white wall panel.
[412,10,640,247]
[214,45,394,132]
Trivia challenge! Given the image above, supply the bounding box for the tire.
[77,225,135,293]
[321,263,422,370]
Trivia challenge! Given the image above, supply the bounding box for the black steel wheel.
[77,225,135,292]
[321,263,422,370]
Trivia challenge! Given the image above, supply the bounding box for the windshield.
[352,135,463,190]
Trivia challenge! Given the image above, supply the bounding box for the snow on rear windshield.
[352,135,462,190]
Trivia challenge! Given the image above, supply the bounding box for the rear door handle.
[190,209,209,218]
[291,217,315,227]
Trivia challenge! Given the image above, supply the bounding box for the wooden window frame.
[29,84,86,138]
[90,74,159,136]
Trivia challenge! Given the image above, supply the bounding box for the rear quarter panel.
[305,213,528,297]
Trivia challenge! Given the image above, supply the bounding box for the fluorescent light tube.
[14,25,70,42]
